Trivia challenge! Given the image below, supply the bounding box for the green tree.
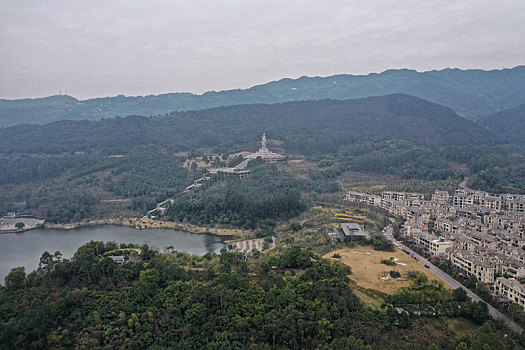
[15,222,25,229]
[509,302,523,321]
[38,251,62,273]
[455,342,468,350]
[390,270,401,278]
[469,321,503,350]
[476,282,490,300]
[471,302,490,325]
[465,275,478,290]
[5,266,26,290]
[453,288,468,302]
[412,273,428,286]
[289,221,302,232]
[519,330,525,347]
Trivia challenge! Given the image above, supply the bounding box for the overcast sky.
[1,0,524,100]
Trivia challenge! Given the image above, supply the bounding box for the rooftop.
[340,223,370,239]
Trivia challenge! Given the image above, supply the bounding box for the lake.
[0,225,228,282]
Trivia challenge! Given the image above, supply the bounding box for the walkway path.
[233,158,250,170]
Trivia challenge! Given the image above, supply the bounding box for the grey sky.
[1,0,524,100]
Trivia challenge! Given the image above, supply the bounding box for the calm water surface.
[0,225,228,281]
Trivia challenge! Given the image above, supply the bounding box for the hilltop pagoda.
[185,133,283,192]
[245,133,284,162]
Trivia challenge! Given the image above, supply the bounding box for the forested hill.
[1,243,515,349]
[1,66,525,127]
[479,103,525,145]
[0,94,495,155]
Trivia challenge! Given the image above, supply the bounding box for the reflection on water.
[0,225,227,281]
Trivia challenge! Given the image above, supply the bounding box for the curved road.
[383,226,523,334]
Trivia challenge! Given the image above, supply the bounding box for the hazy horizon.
[2,65,524,102]
[2,0,525,100]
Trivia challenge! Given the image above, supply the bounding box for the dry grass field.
[324,245,450,295]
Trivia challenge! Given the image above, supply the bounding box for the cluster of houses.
[345,187,525,309]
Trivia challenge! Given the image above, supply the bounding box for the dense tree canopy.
[0,243,517,349]
[165,166,305,229]
[0,95,495,155]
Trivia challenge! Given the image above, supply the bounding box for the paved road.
[383,226,523,334]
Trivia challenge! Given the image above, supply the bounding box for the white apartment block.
[432,190,451,203]
[345,191,382,206]
[412,231,453,257]
[447,249,495,283]
[382,191,425,201]
[494,277,525,309]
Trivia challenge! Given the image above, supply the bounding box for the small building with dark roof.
[340,223,370,241]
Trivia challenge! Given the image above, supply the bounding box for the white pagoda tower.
[246,133,284,161]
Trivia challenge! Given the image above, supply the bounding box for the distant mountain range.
[0,94,495,155]
[480,103,525,145]
[1,66,524,128]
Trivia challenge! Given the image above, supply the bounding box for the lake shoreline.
[0,223,231,281]
[44,218,246,239]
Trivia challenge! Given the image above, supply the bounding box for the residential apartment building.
[447,249,495,283]
[432,190,451,203]
[412,231,453,257]
[494,277,525,309]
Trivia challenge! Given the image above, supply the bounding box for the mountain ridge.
[1,66,524,127]
[479,103,525,145]
[0,94,496,155]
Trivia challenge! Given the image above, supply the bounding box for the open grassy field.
[324,245,450,295]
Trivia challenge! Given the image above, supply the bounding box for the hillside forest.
[0,94,523,224]
[1,242,521,349]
